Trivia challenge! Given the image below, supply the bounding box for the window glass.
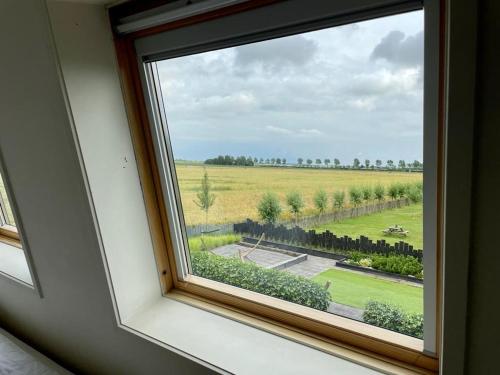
[157,11,424,338]
[0,172,15,227]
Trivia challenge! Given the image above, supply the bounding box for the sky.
[157,10,424,165]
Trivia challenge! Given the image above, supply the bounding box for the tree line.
[204,154,422,170]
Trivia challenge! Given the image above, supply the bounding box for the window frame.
[0,174,20,248]
[113,0,444,372]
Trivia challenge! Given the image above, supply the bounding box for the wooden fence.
[234,219,422,260]
[278,198,411,228]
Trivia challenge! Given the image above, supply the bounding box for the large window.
[117,0,441,370]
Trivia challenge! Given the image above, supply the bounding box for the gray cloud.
[234,35,317,71]
[371,30,423,66]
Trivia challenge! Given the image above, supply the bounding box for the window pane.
[157,11,424,338]
[0,172,15,227]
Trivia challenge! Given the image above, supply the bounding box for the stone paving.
[212,244,294,268]
[285,254,337,278]
[328,302,364,321]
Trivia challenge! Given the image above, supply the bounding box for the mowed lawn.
[313,204,423,249]
[175,163,422,226]
[313,268,423,314]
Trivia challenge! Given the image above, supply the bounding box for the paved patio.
[285,254,337,278]
[212,244,294,268]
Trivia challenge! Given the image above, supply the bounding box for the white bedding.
[0,328,69,375]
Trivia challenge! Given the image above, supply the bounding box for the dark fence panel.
[234,219,422,260]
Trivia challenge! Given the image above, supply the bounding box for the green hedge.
[191,251,331,311]
[349,252,423,279]
[363,301,423,339]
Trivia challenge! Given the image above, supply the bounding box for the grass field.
[312,204,423,248]
[175,164,422,226]
[313,268,423,314]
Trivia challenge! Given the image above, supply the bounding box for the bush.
[363,301,423,339]
[396,183,407,198]
[361,186,373,202]
[349,187,363,206]
[407,185,423,203]
[258,192,282,224]
[286,191,305,221]
[373,184,385,201]
[388,184,399,200]
[349,251,423,278]
[333,191,345,209]
[313,189,328,214]
[191,251,331,311]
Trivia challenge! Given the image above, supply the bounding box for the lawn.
[312,203,423,249]
[188,233,241,252]
[313,268,423,314]
[175,163,422,226]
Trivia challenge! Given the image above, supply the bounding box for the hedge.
[363,301,423,339]
[349,251,423,279]
[191,251,331,311]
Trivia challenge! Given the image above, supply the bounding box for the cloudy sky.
[157,10,424,165]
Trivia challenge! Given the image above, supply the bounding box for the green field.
[312,204,423,249]
[313,268,423,314]
[175,163,422,226]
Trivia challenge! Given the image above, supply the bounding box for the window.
[0,171,19,247]
[115,0,441,371]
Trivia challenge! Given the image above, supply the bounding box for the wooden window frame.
[0,177,20,248]
[112,0,445,372]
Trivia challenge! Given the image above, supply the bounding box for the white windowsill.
[123,296,383,375]
[0,241,33,287]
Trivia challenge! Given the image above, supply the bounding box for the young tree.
[386,160,394,169]
[324,158,331,167]
[282,158,287,165]
[271,158,276,164]
[376,159,382,168]
[253,157,258,164]
[334,158,340,168]
[349,186,363,206]
[194,170,216,229]
[333,191,345,209]
[361,186,373,202]
[388,183,399,199]
[265,158,270,164]
[313,189,328,217]
[353,158,361,169]
[315,158,322,165]
[259,158,264,164]
[258,192,282,224]
[297,157,303,166]
[374,184,385,201]
[365,159,370,169]
[286,191,304,222]
[398,160,406,169]
[276,158,282,165]
[306,159,313,167]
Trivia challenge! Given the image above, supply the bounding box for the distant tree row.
[204,155,255,166]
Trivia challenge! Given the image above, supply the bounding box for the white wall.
[0,1,208,373]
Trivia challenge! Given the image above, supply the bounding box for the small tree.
[259,158,264,164]
[374,184,385,201]
[194,170,216,229]
[376,159,382,168]
[297,157,303,166]
[365,159,370,169]
[276,158,281,165]
[388,183,399,200]
[333,191,345,209]
[265,158,270,164]
[324,158,331,167]
[282,158,287,165]
[271,158,276,164]
[306,159,313,167]
[313,189,328,217]
[258,192,282,224]
[353,158,360,169]
[334,158,340,168]
[387,160,394,169]
[361,186,373,202]
[398,160,406,169]
[315,158,322,165]
[349,187,363,206]
[286,191,304,222]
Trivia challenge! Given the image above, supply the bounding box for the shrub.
[258,192,282,224]
[333,191,345,209]
[349,187,363,206]
[407,185,423,203]
[286,191,305,221]
[191,251,331,311]
[361,186,373,202]
[313,189,328,215]
[188,233,241,252]
[348,251,423,278]
[363,301,423,339]
[396,183,407,198]
[373,184,385,201]
[388,184,399,200]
